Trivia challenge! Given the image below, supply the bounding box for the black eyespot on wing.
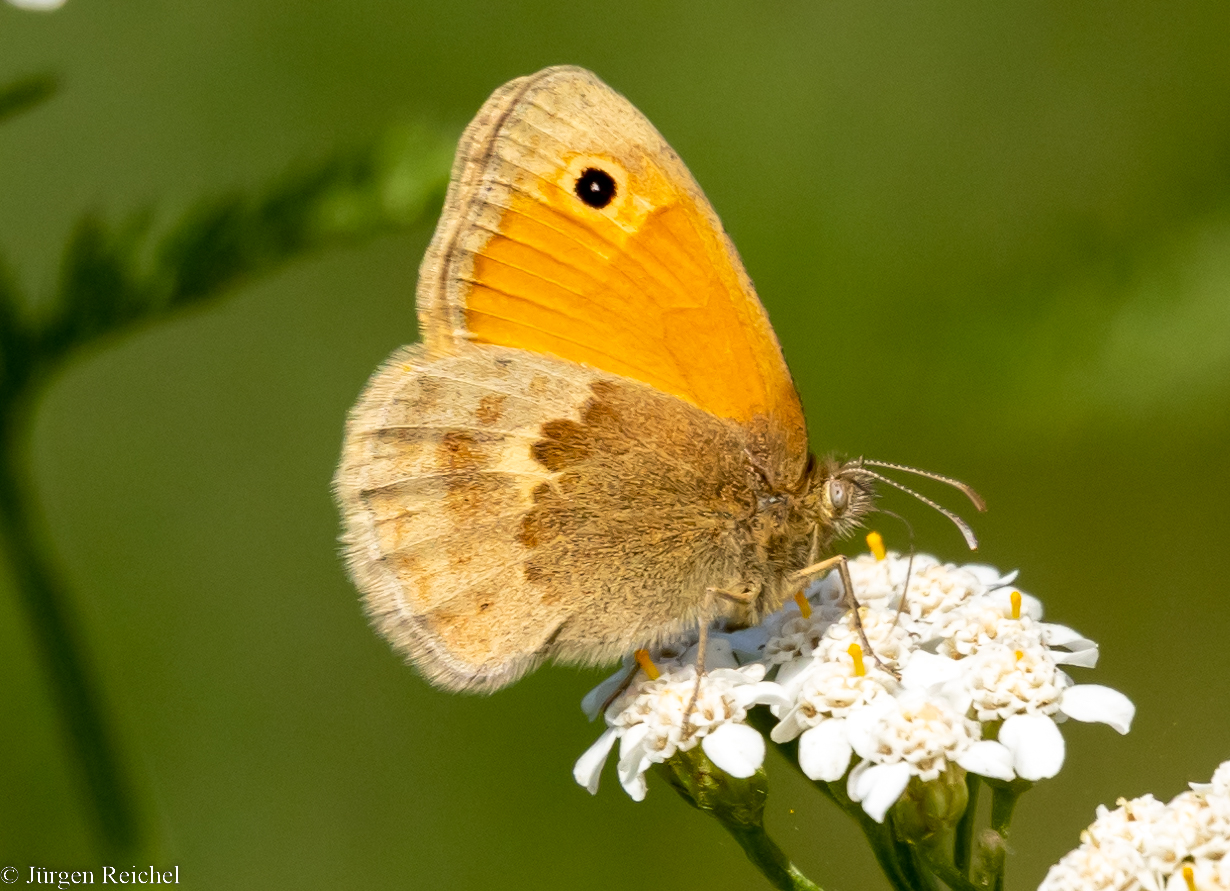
[574,168,616,209]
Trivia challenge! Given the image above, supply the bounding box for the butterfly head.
[827,458,986,551]
[801,456,880,544]
[789,454,983,561]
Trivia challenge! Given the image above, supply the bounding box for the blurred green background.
[2,2,1229,888]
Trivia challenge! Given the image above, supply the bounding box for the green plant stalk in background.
[0,72,454,855]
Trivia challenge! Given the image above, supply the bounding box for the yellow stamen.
[793,590,812,618]
[1182,864,1196,891]
[1014,650,1024,662]
[1010,590,1022,620]
[866,531,887,561]
[848,643,866,677]
[634,649,660,680]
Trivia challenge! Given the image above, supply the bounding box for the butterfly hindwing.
[336,343,771,691]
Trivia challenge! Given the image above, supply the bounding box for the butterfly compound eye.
[575,167,617,208]
[827,478,850,513]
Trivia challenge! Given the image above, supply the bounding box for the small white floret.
[1000,713,1066,780]
[573,651,781,800]
[1059,684,1135,734]
[573,728,618,794]
[956,740,1016,781]
[702,723,765,778]
[848,760,913,823]
[797,718,853,782]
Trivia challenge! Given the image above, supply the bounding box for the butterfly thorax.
[725,452,877,627]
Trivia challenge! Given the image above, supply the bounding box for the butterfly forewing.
[417,66,808,486]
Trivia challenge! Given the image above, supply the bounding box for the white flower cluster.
[4,0,68,11]
[1039,760,1230,891]
[575,551,1135,819]
[573,639,788,801]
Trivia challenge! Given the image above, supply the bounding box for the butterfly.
[334,66,978,693]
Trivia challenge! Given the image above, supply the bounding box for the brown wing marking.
[336,343,774,691]
[337,344,594,691]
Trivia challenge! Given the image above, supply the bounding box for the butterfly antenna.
[860,459,987,512]
[856,468,980,550]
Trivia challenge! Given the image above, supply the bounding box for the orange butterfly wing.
[416,66,808,485]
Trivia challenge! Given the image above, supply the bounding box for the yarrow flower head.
[573,639,788,800]
[1039,759,1230,891]
[760,552,1135,820]
[573,548,1134,824]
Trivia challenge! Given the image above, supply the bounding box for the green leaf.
[0,73,59,125]
[37,121,454,359]
[155,123,453,310]
[46,213,150,355]
[0,257,28,395]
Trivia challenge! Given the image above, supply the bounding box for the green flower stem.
[953,772,981,875]
[989,779,1029,835]
[723,820,825,891]
[744,708,920,891]
[911,837,981,891]
[0,394,140,855]
[834,781,932,891]
[985,779,1031,891]
[969,830,1006,890]
[655,748,824,891]
[867,827,919,891]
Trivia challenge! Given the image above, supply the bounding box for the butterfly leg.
[597,659,643,716]
[791,556,897,677]
[684,584,760,737]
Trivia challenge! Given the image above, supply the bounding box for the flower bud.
[657,744,769,827]
[891,763,970,841]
